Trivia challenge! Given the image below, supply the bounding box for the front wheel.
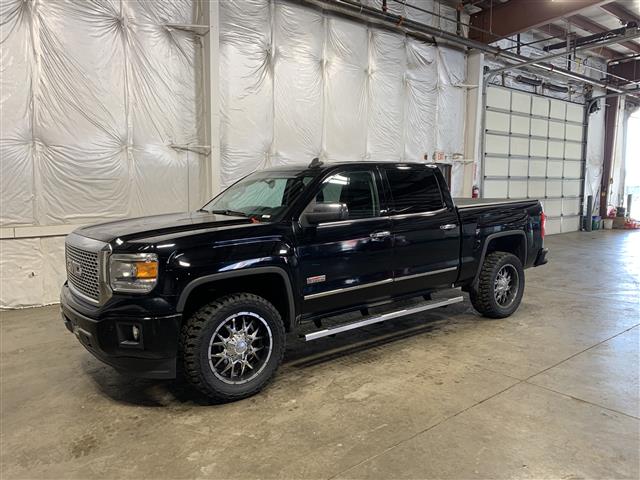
[470,251,525,319]
[180,293,285,402]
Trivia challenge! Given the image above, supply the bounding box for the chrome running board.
[304,296,464,341]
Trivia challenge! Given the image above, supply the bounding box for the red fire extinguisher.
[472,185,479,198]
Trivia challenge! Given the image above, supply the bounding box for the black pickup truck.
[61,160,547,401]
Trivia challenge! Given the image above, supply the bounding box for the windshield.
[201,170,316,221]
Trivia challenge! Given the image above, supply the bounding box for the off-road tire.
[180,293,285,402]
[470,251,525,319]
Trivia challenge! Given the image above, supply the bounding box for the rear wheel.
[470,251,525,318]
[180,293,285,402]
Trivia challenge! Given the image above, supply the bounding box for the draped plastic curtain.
[1,0,205,307]
[1,0,467,307]
[219,0,467,188]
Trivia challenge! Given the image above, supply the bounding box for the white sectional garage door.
[483,86,585,234]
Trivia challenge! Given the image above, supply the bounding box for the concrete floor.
[1,230,639,479]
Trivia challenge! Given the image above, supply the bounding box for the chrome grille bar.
[65,233,109,304]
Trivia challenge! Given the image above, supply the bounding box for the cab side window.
[384,166,444,214]
[306,171,380,220]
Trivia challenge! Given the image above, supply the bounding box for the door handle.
[370,231,391,239]
[440,224,457,230]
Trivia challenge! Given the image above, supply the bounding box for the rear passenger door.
[382,164,460,295]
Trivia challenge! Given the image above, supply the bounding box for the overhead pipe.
[297,0,637,95]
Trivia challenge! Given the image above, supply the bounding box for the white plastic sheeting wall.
[1,0,467,308]
[219,0,467,188]
[1,0,205,307]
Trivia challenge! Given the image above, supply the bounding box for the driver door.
[296,168,393,317]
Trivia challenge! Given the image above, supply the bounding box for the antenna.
[309,157,323,168]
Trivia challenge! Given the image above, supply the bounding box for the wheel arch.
[472,231,527,288]
[176,267,296,331]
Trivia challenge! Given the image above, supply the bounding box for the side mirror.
[302,203,348,225]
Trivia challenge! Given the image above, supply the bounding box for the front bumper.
[60,284,181,379]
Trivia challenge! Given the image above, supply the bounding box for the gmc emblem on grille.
[67,259,82,277]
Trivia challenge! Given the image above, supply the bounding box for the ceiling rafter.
[600,2,640,24]
[469,0,615,43]
[566,13,640,53]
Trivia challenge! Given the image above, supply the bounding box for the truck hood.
[75,211,252,243]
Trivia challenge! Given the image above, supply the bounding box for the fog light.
[132,325,140,341]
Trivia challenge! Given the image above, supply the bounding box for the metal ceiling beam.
[565,14,640,53]
[469,0,615,43]
[600,2,640,23]
[609,58,640,83]
[535,23,618,59]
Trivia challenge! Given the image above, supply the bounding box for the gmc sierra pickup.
[61,160,548,401]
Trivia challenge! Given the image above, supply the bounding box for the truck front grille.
[65,243,100,302]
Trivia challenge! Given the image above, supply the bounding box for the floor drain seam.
[523,381,640,421]
[524,324,640,383]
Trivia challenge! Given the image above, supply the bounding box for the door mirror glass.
[302,203,349,225]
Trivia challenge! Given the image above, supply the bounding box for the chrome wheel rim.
[494,265,519,307]
[208,311,273,385]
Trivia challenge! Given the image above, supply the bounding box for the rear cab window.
[383,165,444,214]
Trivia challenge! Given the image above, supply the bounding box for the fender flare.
[472,230,527,288]
[176,266,296,328]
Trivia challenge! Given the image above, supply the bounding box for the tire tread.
[179,293,285,402]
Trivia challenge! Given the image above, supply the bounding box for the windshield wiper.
[208,209,250,218]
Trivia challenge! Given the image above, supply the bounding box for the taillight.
[540,211,546,239]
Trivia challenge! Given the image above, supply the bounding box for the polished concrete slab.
[1,230,639,479]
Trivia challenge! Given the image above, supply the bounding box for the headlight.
[109,253,158,293]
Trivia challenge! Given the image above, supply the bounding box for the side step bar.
[304,296,464,341]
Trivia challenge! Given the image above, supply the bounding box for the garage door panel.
[547,160,563,177]
[485,134,509,155]
[531,118,548,137]
[561,216,580,232]
[530,139,547,157]
[485,157,508,176]
[486,111,510,132]
[487,87,510,109]
[484,179,508,198]
[542,198,562,216]
[563,179,581,196]
[484,90,585,232]
[529,159,546,177]
[529,179,545,197]
[565,142,581,160]
[545,217,562,234]
[510,158,528,176]
[532,97,549,117]
[565,123,583,141]
[546,179,562,197]
[548,121,565,139]
[510,115,530,135]
[549,99,566,119]
[548,141,564,159]
[562,197,580,216]
[564,160,581,178]
[510,137,528,156]
[509,180,527,198]
[566,103,582,122]
[511,92,531,113]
